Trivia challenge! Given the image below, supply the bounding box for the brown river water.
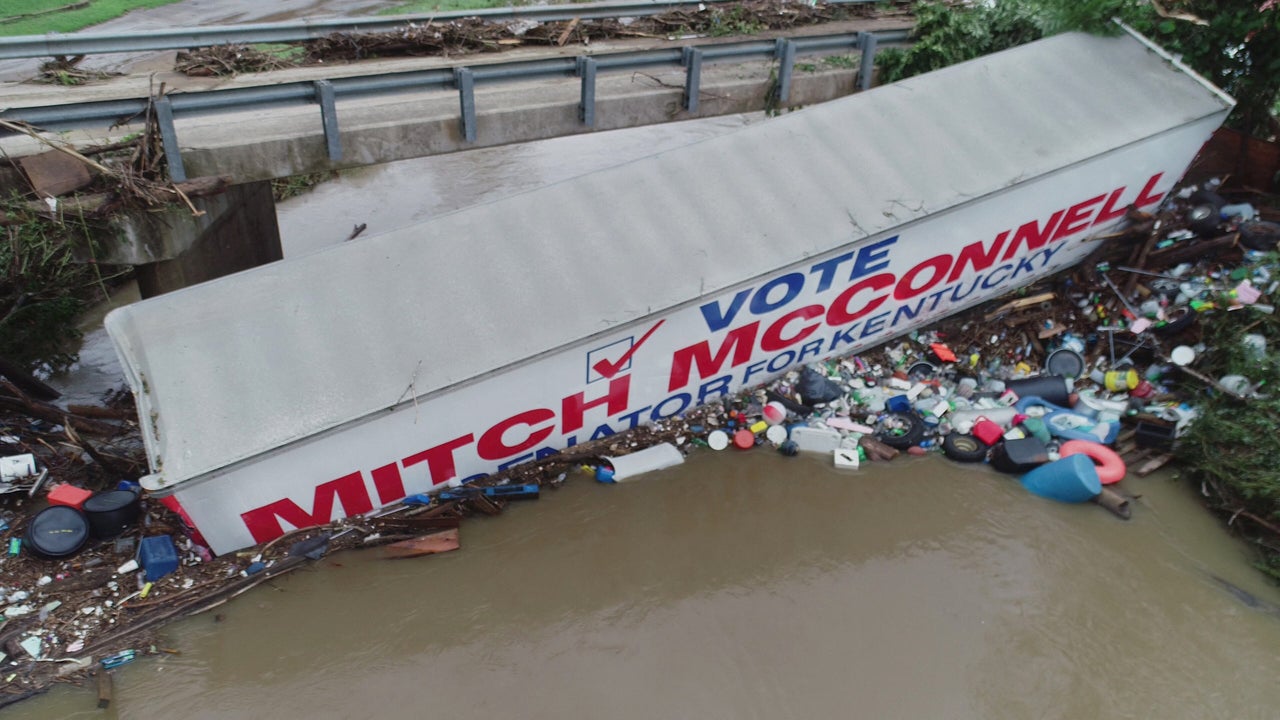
[24,107,1280,717]
[22,452,1280,719]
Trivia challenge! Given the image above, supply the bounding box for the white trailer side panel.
[105,29,1233,553]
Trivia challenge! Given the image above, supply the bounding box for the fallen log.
[96,670,112,709]
[65,404,134,420]
[0,356,59,401]
[0,392,120,437]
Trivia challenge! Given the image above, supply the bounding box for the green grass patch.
[271,171,339,203]
[0,0,186,38]
[707,6,763,37]
[251,42,308,62]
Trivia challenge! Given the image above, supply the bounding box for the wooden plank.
[17,149,93,198]
[383,528,460,559]
[1135,453,1174,477]
[556,17,580,46]
[983,292,1055,321]
[375,516,461,533]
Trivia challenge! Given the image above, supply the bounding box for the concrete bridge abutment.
[90,180,282,298]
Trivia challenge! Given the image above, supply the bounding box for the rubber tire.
[876,412,925,449]
[942,432,988,463]
[1187,204,1221,236]
[1239,221,1280,252]
[1154,305,1196,337]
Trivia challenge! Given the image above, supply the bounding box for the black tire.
[876,411,925,449]
[1153,305,1197,337]
[1239,221,1280,252]
[1187,204,1221,236]
[942,432,988,463]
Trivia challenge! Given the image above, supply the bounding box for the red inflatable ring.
[1059,440,1126,485]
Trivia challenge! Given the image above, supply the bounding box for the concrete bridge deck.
[0,18,907,296]
[1,18,907,178]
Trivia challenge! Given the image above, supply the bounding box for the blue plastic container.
[1020,454,1101,504]
[886,394,912,413]
[139,535,179,581]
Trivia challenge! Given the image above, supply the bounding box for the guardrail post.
[682,47,702,113]
[577,57,597,127]
[774,38,795,105]
[313,80,342,162]
[455,67,477,143]
[857,31,878,91]
[154,97,186,183]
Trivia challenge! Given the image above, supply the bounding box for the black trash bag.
[289,532,331,561]
[797,366,844,406]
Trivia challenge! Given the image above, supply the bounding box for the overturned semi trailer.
[106,27,1234,554]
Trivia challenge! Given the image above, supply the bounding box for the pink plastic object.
[972,418,1004,446]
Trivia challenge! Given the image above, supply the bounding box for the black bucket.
[26,505,90,559]
[1006,375,1072,407]
[1044,349,1086,380]
[82,490,141,540]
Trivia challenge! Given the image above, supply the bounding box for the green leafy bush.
[0,209,107,373]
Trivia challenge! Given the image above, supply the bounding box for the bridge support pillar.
[98,180,283,298]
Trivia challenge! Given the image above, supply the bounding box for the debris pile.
[1,178,1277,709]
[173,0,914,76]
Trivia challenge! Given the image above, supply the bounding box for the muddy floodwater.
[29,112,1280,717]
[23,452,1280,719]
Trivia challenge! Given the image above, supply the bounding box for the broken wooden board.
[1134,453,1175,477]
[18,149,93,198]
[382,528,460,559]
[374,516,461,534]
[983,292,1056,321]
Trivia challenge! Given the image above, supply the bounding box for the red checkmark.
[592,320,665,379]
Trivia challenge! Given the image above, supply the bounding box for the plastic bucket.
[26,505,90,559]
[82,489,141,539]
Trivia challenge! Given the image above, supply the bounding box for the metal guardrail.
[0,0,883,60]
[1,28,909,182]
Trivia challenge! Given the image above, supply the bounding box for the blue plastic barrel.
[1020,454,1102,503]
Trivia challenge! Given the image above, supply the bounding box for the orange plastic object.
[733,429,755,449]
[930,343,958,363]
[47,483,94,510]
[1058,439,1126,485]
